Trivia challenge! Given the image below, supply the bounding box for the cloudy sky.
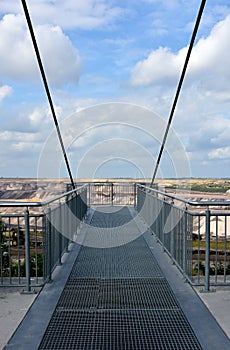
[0,0,230,179]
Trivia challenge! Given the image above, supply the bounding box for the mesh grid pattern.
[58,278,179,310]
[39,310,202,350]
[90,206,132,228]
[70,239,163,279]
[39,207,202,350]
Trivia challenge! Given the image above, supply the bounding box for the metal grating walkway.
[39,206,202,350]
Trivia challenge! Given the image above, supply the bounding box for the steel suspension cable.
[21,0,75,189]
[150,0,206,187]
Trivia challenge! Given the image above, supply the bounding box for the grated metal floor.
[39,206,202,350]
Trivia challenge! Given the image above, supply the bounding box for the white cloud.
[0,129,44,176]
[187,117,230,150]
[208,147,230,160]
[0,130,41,158]
[0,2,229,178]
[130,46,184,86]
[130,15,230,89]
[27,105,62,130]
[189,15,230,79]
[35,24,82,87]
[0,130,40,143]
[0,0,124,30]
[0,14,81,87]
[0,85,13,103]
[127,14,230,178]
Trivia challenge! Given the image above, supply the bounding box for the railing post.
[170,207,175,260]
[136,186,139,212]
[182,210,187,274]
[204,209,211,292]
[22,209,34,293]
[88,183,91,207]
[42,214,46,282]
[111,183,114,206]
[161,201,165,250]
[85,189,87,216]
[47,207,52,282]
[58,203,62,265]
[134,183,137,208]
[66,196,70,250]
[81,192,83,219]
[75,192,78,235]
[155,196,159,237]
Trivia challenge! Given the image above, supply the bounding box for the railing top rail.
[0,184,87,208]
[137,184,230,207]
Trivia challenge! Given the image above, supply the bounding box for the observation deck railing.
[1,181,230,292]
[0,185,87,291]
[67,181,137,206]
[137,184,230,290]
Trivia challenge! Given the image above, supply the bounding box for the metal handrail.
[0,184,88,289]
[137,184,230,290]
[0,184,87,207]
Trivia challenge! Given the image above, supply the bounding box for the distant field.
[153,178,230,194]
[0,178,229,200]
[104,178,230,194]
[72,178,230,196]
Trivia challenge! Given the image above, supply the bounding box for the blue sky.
[0,0,230,179]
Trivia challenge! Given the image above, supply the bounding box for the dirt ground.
[0,287,39,349]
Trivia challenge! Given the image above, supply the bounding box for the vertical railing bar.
[215,215,218,283]
[88,183,91,207]
[183,209,187,275]
[22,209,31,293]
[68,196,72,246]
[67,196,71,249]
[197,216,201,283]
[162,200,165,251]
[175,208,178,262]
[204,209,211,292]
[64,199,67,250]
[77,192,79,232]
[178,209,181,264]
[42,213,46,282]
[35,216,38,284]
[224,215,227,283]
[75,191,78,236]
[47,207,52,282]
[170,207,175,260]
[81,192,83,220]
[176,209,179,263]
[73,192,76,238]
[188,213,191,281]
[58,202,62,266]
[66,196,70,251]
[191,213,195,282]
[0,216,3,284]
[177,208,180,264]
[17,217,21,284]
[8,217,11,284]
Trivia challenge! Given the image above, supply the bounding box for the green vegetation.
[162,179,230,193]
[1,219,43,278]
[192,236,230,275]
[1,252,43,278]
[193,261,230,276]
[191,181,230,193]
[193,240,230,250]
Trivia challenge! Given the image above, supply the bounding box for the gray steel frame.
[1,181,230,291]
[137,184,230,290]
[0,185,87,290]
[67,182,138,206]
